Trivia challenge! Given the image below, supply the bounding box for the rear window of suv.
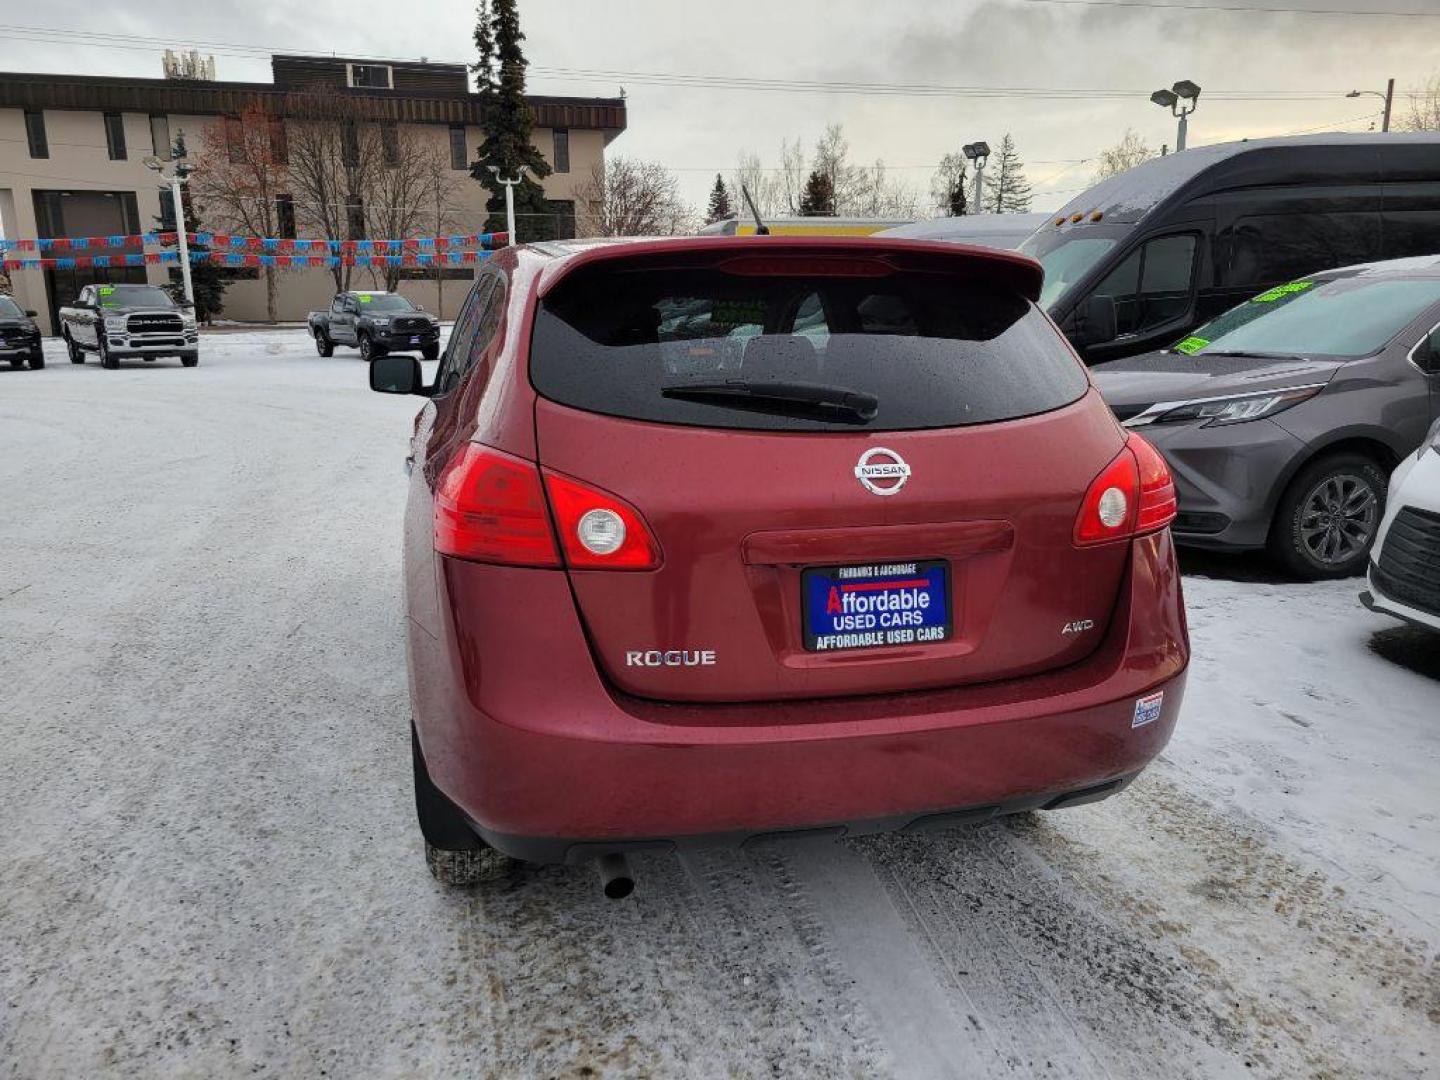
[531,265,1087,431]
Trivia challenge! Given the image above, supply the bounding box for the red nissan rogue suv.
[370,236,1188,894]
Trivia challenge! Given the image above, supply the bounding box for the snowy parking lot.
[1,328,1437,1078]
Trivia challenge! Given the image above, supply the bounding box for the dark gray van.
[1020,133,1440,364]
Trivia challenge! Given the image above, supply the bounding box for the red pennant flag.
[435,237,449,252]
[17,239,34,251]
[75,256,93,267]
[243,254,260,267]
[52,238,71,251]
[143,252,160,264]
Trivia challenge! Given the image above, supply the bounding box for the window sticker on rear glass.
[1174,335,1208,355]
[1251,280,1314,304]
[709,298,767,328]
[359,294,372,303]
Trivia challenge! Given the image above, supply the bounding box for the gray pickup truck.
[308,291,441,362]
[58,283,199,368]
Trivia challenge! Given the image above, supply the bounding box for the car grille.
[392,316,431,333]
[1372,505,1440,617]
[128,313,184,334]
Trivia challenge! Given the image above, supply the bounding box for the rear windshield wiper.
[660,379,879,423]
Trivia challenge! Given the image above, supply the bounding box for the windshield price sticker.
[1252,280,1314,304]
[359,294,373,303]
[1174,335,1209,355]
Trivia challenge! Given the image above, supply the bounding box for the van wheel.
[66,333,84,364]
[412,724,518,886]
[315,330,334,357]
[1268,452,1385,580]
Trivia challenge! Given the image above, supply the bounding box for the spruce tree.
[469,0,556,241]
[798,170,835,216]
[705,174,733,224]
[987,133,1033,214]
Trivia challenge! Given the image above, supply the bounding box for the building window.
[381,121,400,166]
[224,115,245,164]
[159,187,178,232]
[268,117,288,166]
[348,63,392,89]
[276,194,296,239]
[547,199,577,240]
[552,128,570,174]
[149,114,170,159]
[25,110,48,159]
[449,124,468,171]
[103,113,127,160]
[342,121,359,167]
[346,195,365,240]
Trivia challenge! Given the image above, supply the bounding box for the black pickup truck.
[0,294,44,369]
[308,291,441,362]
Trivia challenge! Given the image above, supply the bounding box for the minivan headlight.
[1135,384,1325,429]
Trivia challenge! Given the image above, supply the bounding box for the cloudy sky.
[3,0,1437,214]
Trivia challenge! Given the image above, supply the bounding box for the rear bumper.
[411,531,1190,861]
[1139,417,1302,550]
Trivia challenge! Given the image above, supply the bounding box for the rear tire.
[412,724,518,886]
[315,330,334,357]
[66,333,84,364]
[27,348,44,370]
[1267,452,1386,580]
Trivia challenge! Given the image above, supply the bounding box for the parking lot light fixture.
[1151,81,1200,152]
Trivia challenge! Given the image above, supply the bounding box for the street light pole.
[143,134,197,305]
[171,175,194,306]
[962,142,990,215]
[1349,79,1395,132]
[487,165,530,244]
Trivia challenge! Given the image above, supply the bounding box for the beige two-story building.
[0,55,626,332]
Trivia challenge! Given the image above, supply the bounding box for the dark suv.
[0,295,44,370]
[369,237,1189,895]
[1094,256,1440,578]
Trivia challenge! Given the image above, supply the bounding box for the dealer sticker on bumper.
[1132,691,1164,728]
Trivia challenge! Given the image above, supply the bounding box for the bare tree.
[284,87,386,291]
[417,147,466,318]
[930,152,968,216]
[1400,72,1440,131]
[812,123,866,213]
[778,136,807,216]
[362,129,456,293]
[578,157,691,236]
[732,149,784,219]
[1094,129,1156,181]
[852,159,922,218]
[192,100,287,322]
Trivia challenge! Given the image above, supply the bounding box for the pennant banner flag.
[2,252,180,271]
[2,230,508,255]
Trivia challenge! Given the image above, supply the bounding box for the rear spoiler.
[536,236,1044,304]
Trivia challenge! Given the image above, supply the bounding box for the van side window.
[1092,234,1197,337]
[436,271,506,396]
[1228,212,1380,286]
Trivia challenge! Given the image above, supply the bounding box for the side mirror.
[1077,294,1118,346]
[24,309,37,317]
[370,354,423,395]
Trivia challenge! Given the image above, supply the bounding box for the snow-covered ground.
[1,330,1437,1079]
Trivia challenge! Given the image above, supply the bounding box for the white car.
[1363,417,1440,632]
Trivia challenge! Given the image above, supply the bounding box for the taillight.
[1130,433,1178,533]
[1073,433,1176,546]
[543,469,662,570]
[433,444,560,567]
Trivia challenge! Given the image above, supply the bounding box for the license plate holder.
[801,560,952,652]
[409,335,422,344]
